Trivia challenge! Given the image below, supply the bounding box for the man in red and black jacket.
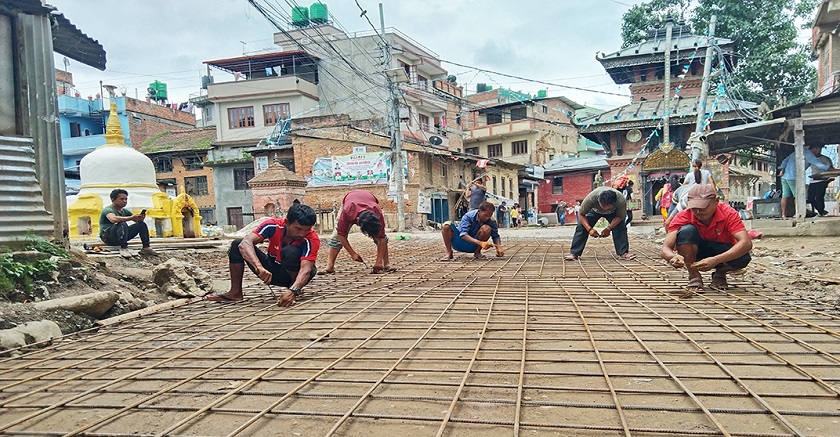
[207,203,319,306]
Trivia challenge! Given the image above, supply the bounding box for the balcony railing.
[468,120,534,139]
[61,134,106,153]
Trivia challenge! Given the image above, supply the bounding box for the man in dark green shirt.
[565,187,635,261]
[99,189,156,258]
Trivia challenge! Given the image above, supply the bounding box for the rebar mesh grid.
[1,237,839,437]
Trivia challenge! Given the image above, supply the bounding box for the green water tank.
[537,89,547,98]
[291,6,309,27]
[486,85,493,91]
[310,3,328,24]
[148,80,167,100]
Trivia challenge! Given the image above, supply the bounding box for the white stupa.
[78,101,159,210]
[67,101,160,239]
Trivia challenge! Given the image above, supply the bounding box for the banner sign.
[309,151,407,187]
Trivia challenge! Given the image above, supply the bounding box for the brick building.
[578,21,761,216]
[140,127,217,224]
[538,157,611,219]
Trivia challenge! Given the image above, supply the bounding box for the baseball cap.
[686,184,717,209]
[501,201,507,204]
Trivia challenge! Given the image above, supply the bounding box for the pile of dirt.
[0,245,228,339]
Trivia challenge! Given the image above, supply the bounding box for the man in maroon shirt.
[660,184,752,296]
[323,190,394,274]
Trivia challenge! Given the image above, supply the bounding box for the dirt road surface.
[1,230,839,436]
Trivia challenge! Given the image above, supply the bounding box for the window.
[552,177,563,194]
[234,167,255,190]
[132,116,141,126]
[512,140,528,155]
[418,114,430,131]
[510,179,514,195]
[465,147,479,155]
[263,103,290,125]
[510,107,527,121]
[199,208,216,225]
[228,106,255,129]
[183,156,204,171]
[185,176,208,196]
[501,177,506,197]
[154,157,173,173]
[488,143,502,158]
[69,122,81,138]
[486,111,502,125]
[492,176,498,194]
[440,158,447,177]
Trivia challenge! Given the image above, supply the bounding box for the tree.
[620,0,820,106]
[620,0,692,48]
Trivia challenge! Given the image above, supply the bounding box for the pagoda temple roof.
[247,161,306,187]
[577,95,756,133]
[598,27,736,84]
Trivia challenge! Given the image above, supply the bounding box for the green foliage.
[24,232,70,259]
[0,234,65,302]
[141,130,172,148]
[620,0,820,106]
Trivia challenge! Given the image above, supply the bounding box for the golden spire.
[103,101,125,146]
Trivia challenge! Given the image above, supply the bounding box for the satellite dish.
[429,136,443,146]
[626,129,642,142]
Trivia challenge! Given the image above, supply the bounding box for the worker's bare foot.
[320,268,335,275]
[473,253,486,259]
[205,292,243,303]
[440,253,453,261]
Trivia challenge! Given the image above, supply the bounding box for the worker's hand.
[256,267,273,285]
[600,227,612,238]
[351,253,364,263]
[691,257,717,272]
[588,228,600,238]
[669,254,685,268]
[277,289,295,307]
[131,214,144,222]
[478,241,493,250]
[495,246,505,257]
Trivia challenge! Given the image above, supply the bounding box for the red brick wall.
[124,97,196,149]
[539,170,610,214]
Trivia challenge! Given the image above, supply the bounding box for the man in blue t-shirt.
[778,145,831,218]
[441,201,504,260]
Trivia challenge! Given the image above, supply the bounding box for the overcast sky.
[54,0,646,111]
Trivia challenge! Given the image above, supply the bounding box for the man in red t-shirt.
[660,184,752,295]
[323,190,394,274]
[206,204,320,306]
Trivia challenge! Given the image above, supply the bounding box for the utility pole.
[380,3,405,231]
[692,15,717,161]
[662,15,674,150]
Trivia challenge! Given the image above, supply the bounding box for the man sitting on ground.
[323,190,394,274]
[441,201,504,260]
[565,187,635,261]
[99,189,156,258]
[207,203,319,307]
[660,184,752,296]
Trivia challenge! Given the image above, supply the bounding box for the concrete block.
[32,291,119,318]
[15,320,62,343]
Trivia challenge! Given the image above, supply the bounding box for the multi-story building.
[813,0,840,97]
[462,87,583,219]
[140,127,218,225]
[188,11,518,229]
